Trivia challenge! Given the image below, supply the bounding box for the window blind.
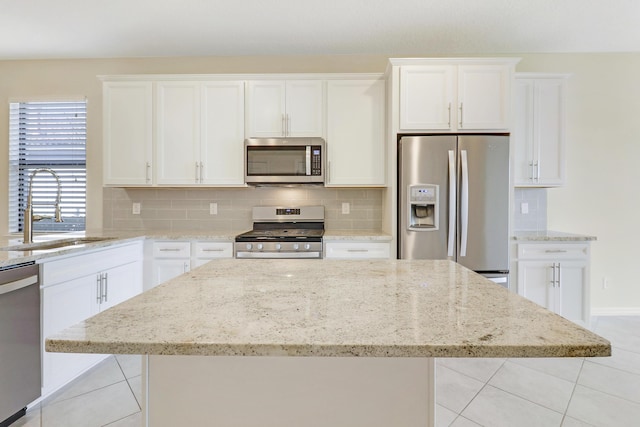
[8,101,87,233]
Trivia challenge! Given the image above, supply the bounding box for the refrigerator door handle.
[447,150,456,257]
[460,150,469,257]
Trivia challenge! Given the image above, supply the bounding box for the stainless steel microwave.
[245,137,325,185]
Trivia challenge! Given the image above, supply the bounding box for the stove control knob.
[257,243,263,251]
[304,243,311,250]
[245,243,253,251]
[275,243,282,251]
[293,243,300,251]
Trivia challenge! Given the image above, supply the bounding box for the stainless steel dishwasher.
[0,262,41,427]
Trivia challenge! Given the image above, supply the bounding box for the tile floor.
[13,316,640,427]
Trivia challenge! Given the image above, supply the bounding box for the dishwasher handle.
[0,274,38,295]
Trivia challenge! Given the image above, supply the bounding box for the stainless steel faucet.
[23,168,63,243]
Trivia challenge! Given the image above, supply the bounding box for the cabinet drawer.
[194,242,233,259]
[152,241,191,258]
[324,242,390,259]
[517,243,589,260]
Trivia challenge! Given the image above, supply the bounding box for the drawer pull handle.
[545,249,568,253]
[159,248,182,252]
[202,249,224,252]
[347,249,369,253]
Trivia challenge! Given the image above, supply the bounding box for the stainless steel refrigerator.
[398,135,510,285]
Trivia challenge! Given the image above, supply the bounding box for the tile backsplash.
[103,187,383,232]
[513,188,547,231]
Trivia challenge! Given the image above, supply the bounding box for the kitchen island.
[47,259,609,427]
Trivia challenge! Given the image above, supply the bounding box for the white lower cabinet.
[40,241,143,396]
[324,241,391,259]
[148,240,233,289]
[516,242,590,326]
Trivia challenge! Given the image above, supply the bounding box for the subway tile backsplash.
[103,187,383,232]
[513,188,547,231]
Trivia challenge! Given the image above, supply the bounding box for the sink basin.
[8,237,116,252]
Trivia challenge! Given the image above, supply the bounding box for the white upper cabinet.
[155,81,245,186]
[155,82,201,185]
[247,80,324,137]
[103,81,153,186]
[457,65,511,130]
[326,79,385,186]
[200,82,245,185]
[513,74,567,187]
[400,65,454,130]
[397,59,516,132]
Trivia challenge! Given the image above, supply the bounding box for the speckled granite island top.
[46,259,610,358]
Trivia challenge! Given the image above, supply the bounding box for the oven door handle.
[236,251,322,259]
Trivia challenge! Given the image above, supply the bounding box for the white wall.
[1,53,638,311]
[516,54,640,313]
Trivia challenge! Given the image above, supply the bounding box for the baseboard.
[591,307,640,316]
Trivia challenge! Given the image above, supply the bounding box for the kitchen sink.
[6,237,116,252]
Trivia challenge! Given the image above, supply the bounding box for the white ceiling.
[1,0,639,60]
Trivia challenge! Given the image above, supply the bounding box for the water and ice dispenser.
[407,184,439,231]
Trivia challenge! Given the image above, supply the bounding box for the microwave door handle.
[306,146,311,175]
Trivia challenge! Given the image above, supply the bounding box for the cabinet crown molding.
[98,73,384,82]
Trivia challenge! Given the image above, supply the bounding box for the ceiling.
[1,0,638,60]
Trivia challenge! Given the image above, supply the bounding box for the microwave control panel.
[311,146,322,176]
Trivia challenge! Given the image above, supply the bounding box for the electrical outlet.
[132,202,141,215]
[342,202,350,214]
[602,277,610,290]
[210,202,218,215]
[520,202,529,214]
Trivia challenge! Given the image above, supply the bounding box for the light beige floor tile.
[590,346,640,375]
[435,364,485,413]
[450,416,482,427]
[436,403,457,427]
[127,375,142,408]
[437,357,505,382]
[42,380,140,427]
[561,416,595,426]
[578,361,640,403]
[104,411,143,427]
[489,360,575,413]
[45,356,125,405]
[594,323,640,354]
[115,354,143,379]
[566,384,640,427]
[509,356,584,382]
[461,385,563,427]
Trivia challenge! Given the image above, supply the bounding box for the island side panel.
[146,355,435,427]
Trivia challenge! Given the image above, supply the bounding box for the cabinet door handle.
[183,262,189,273]
[146,162,151,183]
[534,161,540,182]
[200,161,204,182]
[195,162,200,183]
[447,103,452,128]
[102,273,108,302]
[530,162,535,181]
[286,114,290,136]
[282,114,286,136]
[458,102,463,128]
[96,274,102,304]
[556,263,561,288]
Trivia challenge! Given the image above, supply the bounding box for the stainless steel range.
[235,206,324,259]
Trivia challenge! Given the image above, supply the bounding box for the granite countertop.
[513,230,597,242]
[46,259,610,359]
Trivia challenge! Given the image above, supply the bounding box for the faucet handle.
[32,215,53,222]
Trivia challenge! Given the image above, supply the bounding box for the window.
[8,101,87,233]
